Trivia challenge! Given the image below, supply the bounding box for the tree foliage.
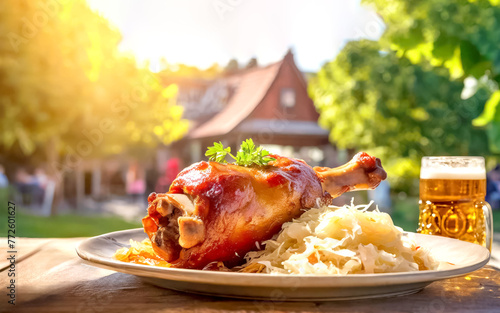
[366,0,500,81]
[160,62,222,80]
[365,0,500,151]
[310,41,489,189]
[0,0,188,165]
[310,0,499,190]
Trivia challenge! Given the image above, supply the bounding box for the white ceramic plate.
[76,229,490,301]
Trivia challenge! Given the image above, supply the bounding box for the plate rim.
[76,228,490,288]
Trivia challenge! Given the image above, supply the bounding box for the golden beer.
[417,157,492,249]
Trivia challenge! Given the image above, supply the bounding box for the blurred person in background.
[486,165,500,210]
[155,158,180,193]
[0,165,8,202]
[33,168,48,189]
[0,164,8,188]
[33,168,48,203]
[126,162,146,203]
[14,167,45,206]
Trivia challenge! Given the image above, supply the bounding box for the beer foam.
[420,167,485,179]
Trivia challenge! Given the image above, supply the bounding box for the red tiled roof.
[189,60,283,139]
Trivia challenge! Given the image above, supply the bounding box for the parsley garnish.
[205,139,276,166]
[205,141,231,163]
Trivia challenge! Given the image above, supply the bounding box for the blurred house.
[162,50,338,169]
[69,51,339,209]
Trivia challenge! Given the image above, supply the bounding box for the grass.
[0,207,141,238]
[0,188,141,237]
[390,197,420,232]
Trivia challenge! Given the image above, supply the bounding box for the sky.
[86,0,384,72]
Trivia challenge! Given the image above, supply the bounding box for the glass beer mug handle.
[483,201,493,251]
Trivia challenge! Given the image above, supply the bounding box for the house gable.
[248,52,319,122]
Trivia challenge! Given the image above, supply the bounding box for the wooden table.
[1,238,499,313]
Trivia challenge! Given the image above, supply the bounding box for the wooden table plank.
[0,237,50,271]
[1,238,499,313]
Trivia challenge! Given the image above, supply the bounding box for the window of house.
[280,88,296,108]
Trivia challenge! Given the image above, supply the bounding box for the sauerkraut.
[241,202,438,275]
[114,239,171,267]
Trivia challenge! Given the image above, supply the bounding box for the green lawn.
[0,208,141,238]
[390,197,420,232]
[0,188,141,237]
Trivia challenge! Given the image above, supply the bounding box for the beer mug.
[417,156,493,250]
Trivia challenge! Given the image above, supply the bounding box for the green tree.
[224,59,239,74]
[363,0,500,151]
[160,63,222,80]
[310,0,500,190]
[0,0,188,212]
[310,40,489,190]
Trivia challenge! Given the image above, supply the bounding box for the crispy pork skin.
[142,153,386,269]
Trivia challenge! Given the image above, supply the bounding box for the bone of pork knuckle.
[142,152,387,269]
